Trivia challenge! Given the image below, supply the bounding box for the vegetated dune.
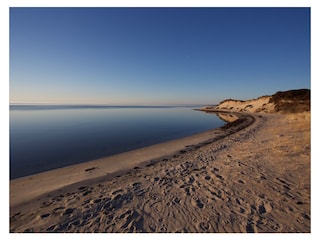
[213,89,310,114]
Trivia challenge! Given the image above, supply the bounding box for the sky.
[9,7,310,105]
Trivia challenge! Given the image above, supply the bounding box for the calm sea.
[10,105,224,179]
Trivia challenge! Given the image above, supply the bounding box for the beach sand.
[10,111,310,233]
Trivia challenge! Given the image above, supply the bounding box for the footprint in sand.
[70,219,81,226]
[150,201,163,213]
[192,197,204,209]
[238,179,245,184]
[182,185,195,196]
[78,186,88,191]
[112,189,123,195]
[173,197,181,204]
[92,198,102,204]
[255,200,273,214]
[199,221,210,231]
[52,206,64,212]
[132,182,142,188]
[212,172,224,181]
[63,208,75,216]
[187,176,195,184]
[204,176,211,181]
[149,223,156,232]
[40,213,50,219]
[83,190,92,196]
[46,225,56,231]
[246,222,257,233]
[275,177,291,190]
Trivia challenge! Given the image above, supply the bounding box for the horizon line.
[9,102,215,107]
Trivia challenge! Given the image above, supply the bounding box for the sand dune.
[209,89,310,114]
[10,110,310,233]
[215,95,274,113]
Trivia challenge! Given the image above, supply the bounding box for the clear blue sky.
[10,7,310,105]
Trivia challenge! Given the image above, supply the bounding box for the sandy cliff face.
[214,89,310,114]
[215,96,275,113]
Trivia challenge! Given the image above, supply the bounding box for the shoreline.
[10,110,310,233]
[10,111,254,208]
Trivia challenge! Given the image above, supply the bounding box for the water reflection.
[216,113,239,123]
[10,106,225,179]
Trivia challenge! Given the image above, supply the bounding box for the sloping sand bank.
[10,111,310,233]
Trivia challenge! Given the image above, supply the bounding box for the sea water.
[10,105,225,179]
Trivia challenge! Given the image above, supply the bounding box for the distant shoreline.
[9,104,207,109]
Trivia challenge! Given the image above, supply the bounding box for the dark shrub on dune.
[269,89,310,113]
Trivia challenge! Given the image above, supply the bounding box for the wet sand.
[10,111,310,233]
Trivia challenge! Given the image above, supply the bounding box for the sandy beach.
[8,6,311,234]
[9,109,310,233]
[8,5,312,234]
